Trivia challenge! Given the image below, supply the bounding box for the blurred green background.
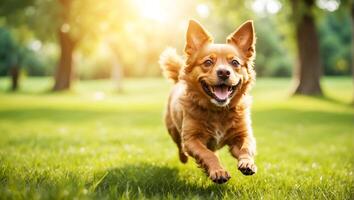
[0,0,352,86]
[0,0,353,199]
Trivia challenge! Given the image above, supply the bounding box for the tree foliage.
[0,27,43,76]
[319,11,352,75]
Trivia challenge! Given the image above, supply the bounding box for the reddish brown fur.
[159,20,257,184]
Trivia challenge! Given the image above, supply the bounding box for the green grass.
[0,77,353,199]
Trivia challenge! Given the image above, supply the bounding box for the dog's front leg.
[183,137,231,184]
[229,133,257,176]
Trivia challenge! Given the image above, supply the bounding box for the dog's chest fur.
[203,114,235,151]
[207,129,226,151]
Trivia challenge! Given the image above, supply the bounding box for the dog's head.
[181,20,256,107]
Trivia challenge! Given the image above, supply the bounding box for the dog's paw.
[208,168,231,184]
[179,152,188,164]
[238,158,257,175]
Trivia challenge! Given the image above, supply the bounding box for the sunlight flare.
[134,0,167,22]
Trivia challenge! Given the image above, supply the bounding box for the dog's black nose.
[217,69,230,80]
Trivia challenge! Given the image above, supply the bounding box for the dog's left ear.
[227,20,255,58]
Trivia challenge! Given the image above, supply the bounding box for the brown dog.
[159,19,257,184]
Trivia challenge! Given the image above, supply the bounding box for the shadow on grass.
[93,163,227,199]
[0,108,161,125]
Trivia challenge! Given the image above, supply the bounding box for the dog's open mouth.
[200,80,239,103]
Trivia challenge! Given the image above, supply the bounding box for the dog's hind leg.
[165,113,188,163]
[168,126,188,163]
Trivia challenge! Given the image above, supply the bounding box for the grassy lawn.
[0,77,353,199]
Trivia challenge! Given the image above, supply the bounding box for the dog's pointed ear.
[227,20,255,58]
[184,20,213,56]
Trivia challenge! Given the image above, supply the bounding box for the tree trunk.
[53,0,76,91]
[10,66,19,91]
[53,29,75,91]
[107,41,123,92]
[291,0,323,95]
[111,53,123,92]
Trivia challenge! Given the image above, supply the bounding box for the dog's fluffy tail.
[159,48,184,83]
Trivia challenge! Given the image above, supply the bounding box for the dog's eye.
[203,59,213,67]
[231,60,240,67]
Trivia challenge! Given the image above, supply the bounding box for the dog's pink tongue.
[214,86,230,100]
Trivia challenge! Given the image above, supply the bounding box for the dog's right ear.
[184,20,212,56]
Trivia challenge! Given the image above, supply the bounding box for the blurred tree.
[0,27,20,90]
[254,17,292,77]
[0,0,132,91]
[0,27,43,90]
[0,0,33,90]
[0,0,59,89]
[53,0,76,91]
[290,0,322,95]
[49,0,134,90]
[318,3,352,76]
